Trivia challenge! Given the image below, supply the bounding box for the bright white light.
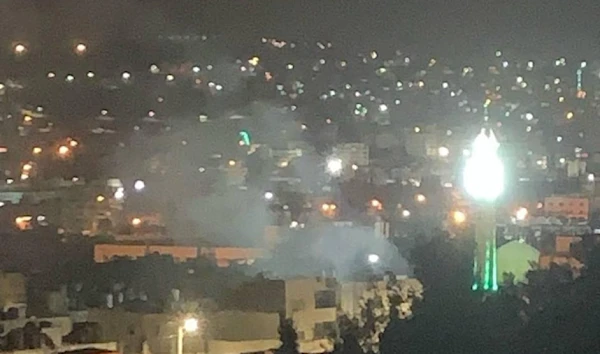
[114,187,125,201]
[588,173,595,182]
[326,157,343,176]
[264,191,274,200]
[401,209,411,218]
[14,44,27,55]
[183,318,198,333]
[438,146,450,157]
[192,66,201,73]
[463,129,504,202]
[525,113,533,121]
[378,104,388,112]
[121,72,131,80]
[75,43,87,54]
[368,254,380,264]
[134,180,145,191]
[515,207,528,221]
[87,71,95,78]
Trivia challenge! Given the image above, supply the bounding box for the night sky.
[1,0,599,58]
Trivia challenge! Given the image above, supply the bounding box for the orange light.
[32,147,42,155]
[58,145,70,156]
[15,216,32,230]
[131,218,142,227]
[452,211,467,224]
[321,204,330,211]
[69,139,79,147]
[370,199,382,210]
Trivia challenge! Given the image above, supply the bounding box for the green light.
[239,131,251,146]
[472,251,479,291]
[491,236,498,291]
[483,241,491,291]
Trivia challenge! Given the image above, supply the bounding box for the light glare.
[463,129,504,202]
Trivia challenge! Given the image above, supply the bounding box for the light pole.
[463,128,504,292]
[177,318,199,354]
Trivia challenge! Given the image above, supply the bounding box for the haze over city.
[0,1,599,354]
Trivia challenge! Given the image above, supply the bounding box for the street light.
[368,254,380,264]
[326,156,343,176]
[452,210,467,225]
[58,145,70,157]
[13,43,27,55]
[515,207,528,221]
[177,318,199,354]
[75,43,87,55]
[134,179,145,192]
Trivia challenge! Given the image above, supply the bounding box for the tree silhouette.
[276,318,299,354]
[335,315,363,354]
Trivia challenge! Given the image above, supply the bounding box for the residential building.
[543,195,589,220]
[226,277,338,353]
[94,244,198,263]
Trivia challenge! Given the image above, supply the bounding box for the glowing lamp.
[515,207,528,221]
[453,211,467,224]
[14,44,27,55]
[367,254,380,264]
[463,129,504,202]
[326,156,343,176]
[183,318,198,333]
[75,43,87,54]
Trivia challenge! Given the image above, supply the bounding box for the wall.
[284,278,337,347]
[94,245,198,263]
[199,247,268,267]
[555,235,582,254]
[225,279,285,314]
[209,311,279,341]
[544,196,589,219]
[208,339,280,354]
[0,272,26,308]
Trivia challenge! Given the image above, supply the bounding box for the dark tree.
[276,318,299,354]
[335,315,363,354]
